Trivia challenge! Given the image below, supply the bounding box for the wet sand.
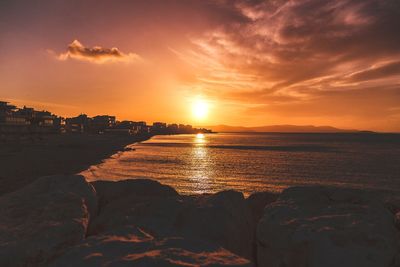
[0,133,151,196]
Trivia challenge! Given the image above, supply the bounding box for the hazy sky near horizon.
[1,0,400,131]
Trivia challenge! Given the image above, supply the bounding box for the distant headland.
[203,124,373,133]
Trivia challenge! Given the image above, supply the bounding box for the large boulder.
[384,195,400,215]
[246,191,280,263]
[246,191,279,226]
[49,226,252,267]
[89,180,254,259]
[92,179,179,208]
[88,179,181,236]
[0,175,97,266]
[177,190,254,259]
[257,186,400,267]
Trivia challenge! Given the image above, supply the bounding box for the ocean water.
[81,133,400,195]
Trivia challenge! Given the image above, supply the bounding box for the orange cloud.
[155,0,400,130]
[57,40,142,64]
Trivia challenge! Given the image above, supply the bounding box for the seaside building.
[109,120,149,135]
[65,114,91,133]
[167,123,179,134]
[107,120,134,135]
[115,120,134,129]
[13,106,61,128]
[0,101,62,138]
[178,124,193,134]
[0,101,16,114]
[1,100,212,137]
[132,121,148,134]
[0,102,28,125]
[151,122,167,134]
[91,115,116,133]
[1,102,61,128]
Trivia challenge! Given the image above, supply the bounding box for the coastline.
[1,133,399,266]
[0,133,152,196]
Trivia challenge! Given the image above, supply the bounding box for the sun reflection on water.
[194,133,206,145]
[189,133,215,193]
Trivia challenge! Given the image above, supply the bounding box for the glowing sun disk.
[192,99,209,120]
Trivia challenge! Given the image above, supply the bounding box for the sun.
[192,98,209,120]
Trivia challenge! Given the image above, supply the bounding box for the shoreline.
[0,133,152,196]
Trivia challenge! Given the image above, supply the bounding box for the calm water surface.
[81,133,400,195]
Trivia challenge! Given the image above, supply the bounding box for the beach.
[0,133,150,196]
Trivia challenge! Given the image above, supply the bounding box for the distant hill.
[203,124,361,133]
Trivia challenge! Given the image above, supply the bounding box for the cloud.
[347,61,400,82]
[171,0,400,127]
[57,40,141,64]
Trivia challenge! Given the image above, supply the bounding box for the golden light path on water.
[81,133,400,196]
[188,133,215,193]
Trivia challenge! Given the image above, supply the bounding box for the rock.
[246,191,279,225]
[89,181,254,260]
[89,193,184,237]
[91,179,179,208]
[88,179,181,236]
[246,191,279,264]
[385,196,400,231]
[49,226,253,267]
[384,196,400,215]
[177,190,254,259]
[257,186,400,267]
[395,212,400,230]
[0,175,97,267]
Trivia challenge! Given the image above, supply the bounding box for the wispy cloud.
[347,60,400,82]
[56,40,142,64]
[172,0,400,128]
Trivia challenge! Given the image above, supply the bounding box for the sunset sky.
[1,0,400,131]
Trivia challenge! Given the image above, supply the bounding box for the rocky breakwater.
[0,175,97,266]
[0,175,399,267]
[257,186,400,267]
[0,176,253,267]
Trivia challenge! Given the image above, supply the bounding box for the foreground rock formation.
[0,175,399,266]
[0,175,97,266]
[0,176,252,267]
[90,180,254,259]
[257,186,400,267]
[50,226,250,267]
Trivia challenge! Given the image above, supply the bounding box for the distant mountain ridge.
[203,124,362,133]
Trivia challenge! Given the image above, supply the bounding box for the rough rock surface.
[88,179,181,236]
[257,186,400,267]
[90,180,254,259]
[385,196,400,215]
[246,191,279,226]
[0,175,97,266]
[246,191,279,263]
[92,179,179,208]
[178,190,254,259]
[49,226,252,267]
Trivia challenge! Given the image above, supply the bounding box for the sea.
[81,132,400,195]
